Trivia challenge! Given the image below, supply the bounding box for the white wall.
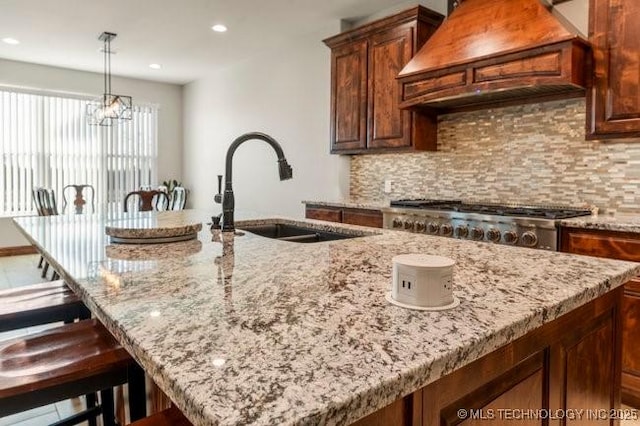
[0,58,183,247]
[348,0,446,26]
[183,23,350,218]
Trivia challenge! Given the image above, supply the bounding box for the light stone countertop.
[302,200,388,210]
[560,212,640,234]
[13,209,640,426]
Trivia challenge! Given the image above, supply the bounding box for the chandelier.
[86,32,132,126]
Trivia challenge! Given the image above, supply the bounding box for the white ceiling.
[0,0,446,85]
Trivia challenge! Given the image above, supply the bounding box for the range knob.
[455,225,469,238]
[415,222,427,233]
[441,224,453,236]
[471,227,484,240]
[427,222,440,234]
[503,231,518,245]
[521,231,538,247]
[404,220,415,231]
[487,228,501,243]
[392,218,403,229]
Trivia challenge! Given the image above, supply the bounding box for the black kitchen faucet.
[213,132,293,231]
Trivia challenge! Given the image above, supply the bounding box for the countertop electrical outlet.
[384,179,393,193]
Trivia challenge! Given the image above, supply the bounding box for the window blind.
[0,89,158,216]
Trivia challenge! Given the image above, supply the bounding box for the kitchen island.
[13,210,640,426]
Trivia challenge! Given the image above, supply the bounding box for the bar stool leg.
[100,388,116,426]
[41,262,49,279]
[86,393,98,426]
[128,363,147,421]
[79,305,92,320]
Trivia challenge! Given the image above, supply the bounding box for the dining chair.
[123,190,170,212]
[169,186,188,211]
[32,188,59,279]
[32,187,58,216]
[63,184,96,214]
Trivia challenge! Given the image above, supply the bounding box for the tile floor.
[2,254,640,425]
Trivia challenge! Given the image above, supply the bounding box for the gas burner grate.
[390,199,462,208]
[390,199,592,219]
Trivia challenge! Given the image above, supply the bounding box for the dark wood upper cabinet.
[587,0,640,139]
[331,40,368,151]
[324,6,443,155]
[368,25,413,149]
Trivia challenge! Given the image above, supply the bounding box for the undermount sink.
[240,223,368,243]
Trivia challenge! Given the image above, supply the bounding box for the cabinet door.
[587,0,640,139]
[559,227,640,406]
[330,40,368,152]
[368,24,414,149]
[342,208,383,228]
[305,206,342,223]
[622,279,640,406]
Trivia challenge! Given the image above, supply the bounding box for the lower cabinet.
[622,278,640,407]
[560,227,640,407]
[349,288,621,425]
[305,204,383,228]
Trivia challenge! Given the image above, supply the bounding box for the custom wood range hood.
[397,0,591,112]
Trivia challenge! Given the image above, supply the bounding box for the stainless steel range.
[382,200,592,251]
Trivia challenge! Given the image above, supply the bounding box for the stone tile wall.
[350,99,640,213]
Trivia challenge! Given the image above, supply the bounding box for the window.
[0,88,158,216]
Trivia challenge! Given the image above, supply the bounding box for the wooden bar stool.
[0,319,146,425]
[0,280,89,333]
[129,406,192,426]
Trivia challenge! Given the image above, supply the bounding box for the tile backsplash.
[350,99,640,214]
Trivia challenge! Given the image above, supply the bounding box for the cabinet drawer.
[560,228,640,262]
[626,278,640,296]
[342,209,383,228]
[305,207,342,223]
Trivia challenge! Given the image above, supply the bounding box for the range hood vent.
[397,0,590,112]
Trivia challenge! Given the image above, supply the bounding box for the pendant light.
[86,31,132,126]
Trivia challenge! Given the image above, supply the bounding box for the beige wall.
[554,0,588,36]
[0,58,183,247]
[182,23,350,218]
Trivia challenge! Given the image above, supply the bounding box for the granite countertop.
[302,200,388,210]
[560,212,640,234]
[13,210,640,426]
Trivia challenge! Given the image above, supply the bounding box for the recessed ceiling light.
[2,37,20,45]
[211,24,228,33]
[149,63,162,70]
